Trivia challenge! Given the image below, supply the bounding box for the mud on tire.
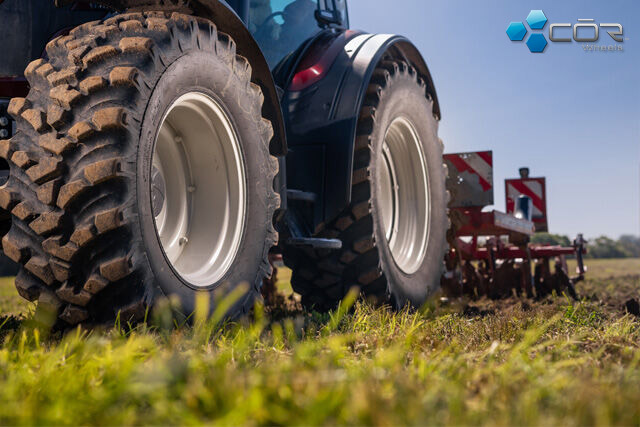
[1,12,278,327]
[284,61,448,311]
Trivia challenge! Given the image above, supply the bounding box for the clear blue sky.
[350,0,639,239]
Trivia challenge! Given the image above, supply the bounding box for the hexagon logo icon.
[506,22,527,41]
[526,10,548,30]
[526,33,548,52]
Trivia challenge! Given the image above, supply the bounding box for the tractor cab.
[247,0,349,69]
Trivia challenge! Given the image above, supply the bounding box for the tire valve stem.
[188,185,196,193]
[174,136,183,144]
[179,237,189,246]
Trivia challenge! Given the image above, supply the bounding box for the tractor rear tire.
[1,12,278,327]
[284,61,448,311]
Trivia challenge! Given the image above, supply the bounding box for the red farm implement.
[442,151,587,300]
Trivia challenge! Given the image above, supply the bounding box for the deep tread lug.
[12,201,38,221]
[358,268,382,285]
[57,179,89,209]
[70,224,95,247]
[47,66,80,87]
[8,98,30,119]
[83,274,108,294]
[68,121,95,142]
[119,300,146,322]
[26,157,62,184]
[353,236,375,254]
[2,233,29,263]
[24,59,46,80]
[119,37,153,54]
[109,66,139,86]
[60,305,89,324]
[83,158,121,185]
[36,179,62,205]
[29,211,64,235]
[0,139,12,159]
[49,85,82,109]
[56,281,92,306]
[15,270,44,302]
[46,104,68,129]
[24,256,55,286]
[82,45,119,67]
[99,256,132,282]
[49,259,72,282]
[21,109,47,132]
[39,133,76,155]
[0,188,19,210]
[11,151,37,169]
[79,76,107,94]
[94,208,123,233]
[92,108,127,131]
[42,236,77,262]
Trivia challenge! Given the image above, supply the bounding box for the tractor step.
[286,189,317,203]
[286,237,342,249]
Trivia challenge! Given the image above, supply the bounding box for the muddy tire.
[0,155,17,276]
[0,201,17,277]
[1,12,278,327]
[284,61,448,311]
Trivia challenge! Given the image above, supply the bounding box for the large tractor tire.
[284,61,448,311]
[1,12,278,327]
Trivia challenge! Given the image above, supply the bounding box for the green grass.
[0,259,639,425]
[568,257,640,280]
[0,277,31,317]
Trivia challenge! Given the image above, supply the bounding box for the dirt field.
[0,258,638,425]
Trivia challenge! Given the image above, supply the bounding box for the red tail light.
[290,65,325,92]
[288,31,361,92]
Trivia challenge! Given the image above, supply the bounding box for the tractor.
[0,0,449,326]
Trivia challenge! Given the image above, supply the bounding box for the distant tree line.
[531,233,640,259]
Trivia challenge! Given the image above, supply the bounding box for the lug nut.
[0,117,8,127]
[0,129,8,138]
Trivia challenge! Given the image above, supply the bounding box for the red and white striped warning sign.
[445,151,493,191]
[505,177,548,232]
[444,151,494,208]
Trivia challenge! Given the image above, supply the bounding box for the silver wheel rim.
[377,117,430,274]
[152,92,246,287]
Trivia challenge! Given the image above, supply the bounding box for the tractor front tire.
[284,61,448,311]
[1,12,278,327]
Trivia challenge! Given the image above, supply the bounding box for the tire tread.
[3,11,278,326]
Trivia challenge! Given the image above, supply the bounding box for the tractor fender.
[87,0,287,155]
[283,32,440,226]
[333,34,441,122]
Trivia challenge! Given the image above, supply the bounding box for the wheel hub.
[152,92,246,287]
[377,117,430,275]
